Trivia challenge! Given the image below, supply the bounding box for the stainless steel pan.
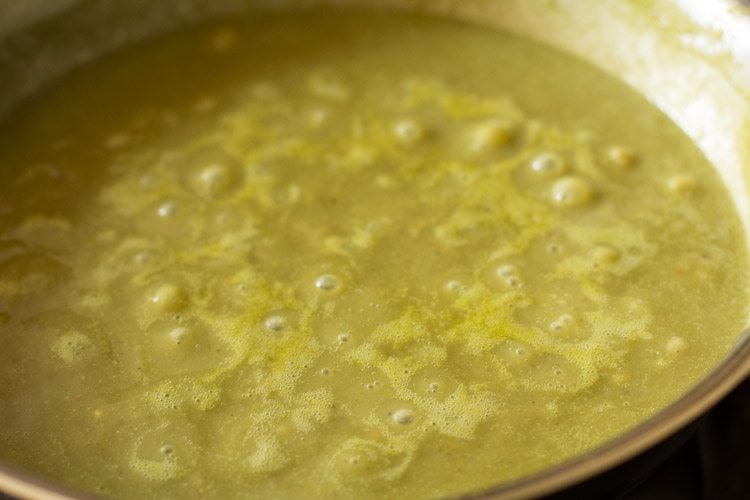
[0,1,749,498]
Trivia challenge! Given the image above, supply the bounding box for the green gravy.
[0,8,747,499]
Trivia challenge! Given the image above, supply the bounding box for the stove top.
[623,376,750,500]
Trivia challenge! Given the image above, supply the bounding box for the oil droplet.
[606,145,638,168]
[531,152,566,176]
[156,201,176,218]
[265,315,286,332]
[169,327,189,345]
[496,264,517,278]
[667,175,697,194]
[470,119,514,152]
[315,274,339,291]
[551,177,594,207]
[391,409,414,425]
[148,285,186,312]
[197,164,232,196]
[134,252,151,264]
[393,120,425,145]
[590,245,621,266]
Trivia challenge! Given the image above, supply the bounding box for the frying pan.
[0,1,749,498]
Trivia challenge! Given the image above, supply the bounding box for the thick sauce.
[0,9,747,499]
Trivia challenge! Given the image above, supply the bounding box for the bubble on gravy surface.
[0,8,747,500]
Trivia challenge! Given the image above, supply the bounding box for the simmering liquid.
[0,8,747,499]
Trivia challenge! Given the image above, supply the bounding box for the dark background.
[622,376,750,500]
